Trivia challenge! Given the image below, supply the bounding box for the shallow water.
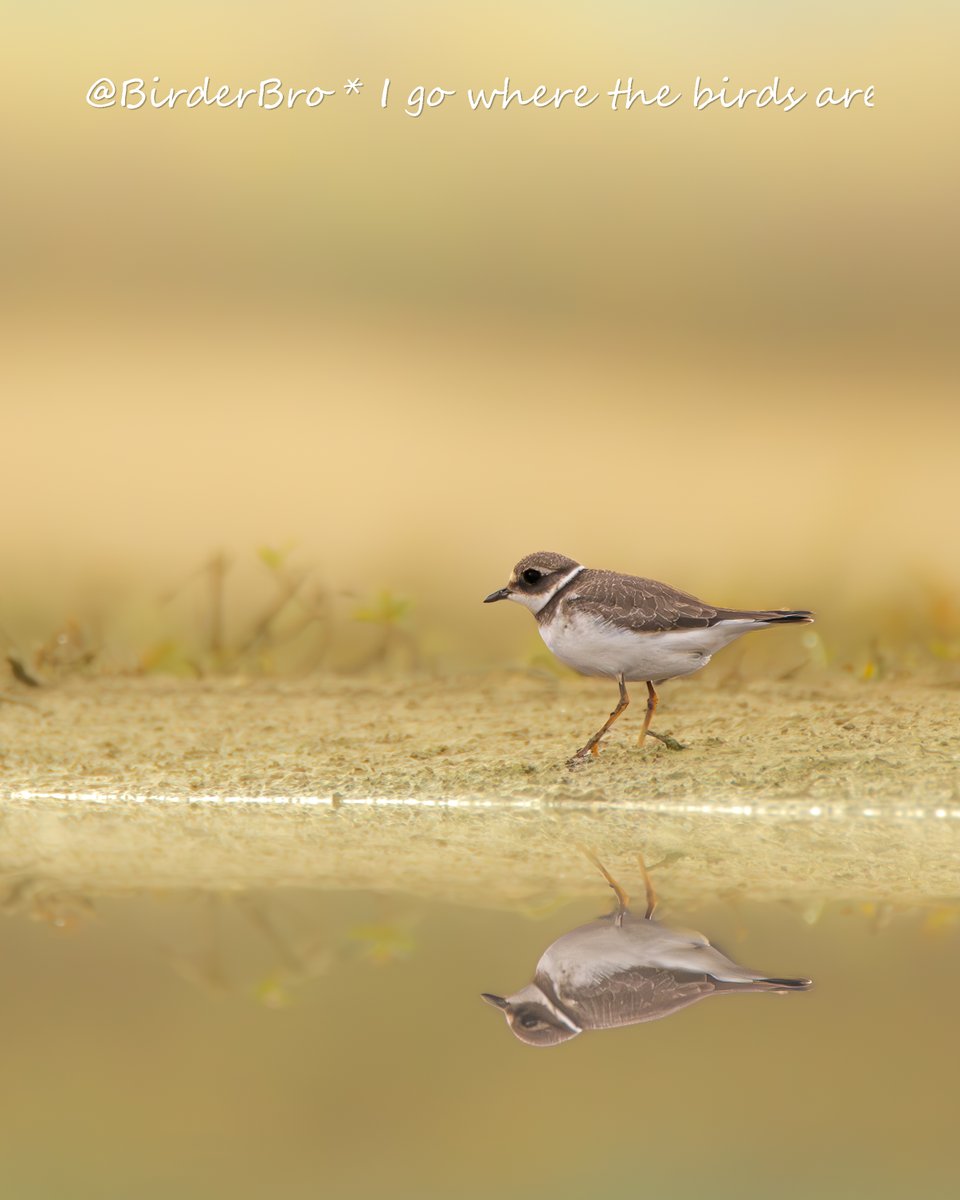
[1,795,958,1200]
[3,672,959,1196]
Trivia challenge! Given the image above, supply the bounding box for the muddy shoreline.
[2,673,958,908]
[3,670,959,803]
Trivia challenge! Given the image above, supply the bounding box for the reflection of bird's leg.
[580,847,630,926]
[636,681,659,746]
[637,852,658,920]
[568,674,629,767]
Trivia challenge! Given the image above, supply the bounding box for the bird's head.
[483,552,583,613]
[481,985,582,1047]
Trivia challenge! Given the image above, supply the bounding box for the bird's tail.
[752,976,812,992]
[715,975,812,994]
[716,608,814,625]
[759,610,815,624]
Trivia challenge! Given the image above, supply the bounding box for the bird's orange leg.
[637,851,658,919]
[579,846,631,925]
[636,681,659,746]
[568,674,629,768]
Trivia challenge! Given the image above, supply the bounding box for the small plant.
[352,588,419,669]
[151,544,332,675]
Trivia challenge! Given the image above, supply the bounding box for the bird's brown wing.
[562,570,720,632]
[545,966,717,1030]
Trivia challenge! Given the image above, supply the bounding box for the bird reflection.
[482,852,811,1046]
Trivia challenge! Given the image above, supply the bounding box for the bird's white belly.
[539,612,759,682]
[538,919,750,989]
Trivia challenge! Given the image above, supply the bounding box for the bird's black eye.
[522,569,542,586]
[518,1013,540,1029]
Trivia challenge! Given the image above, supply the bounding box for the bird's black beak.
[483,588,510,604]
[481,993,510,1009]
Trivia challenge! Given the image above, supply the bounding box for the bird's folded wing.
[565,571,720,632]
[547,967,717,1030]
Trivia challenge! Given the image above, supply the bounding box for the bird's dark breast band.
[533,568,587,624]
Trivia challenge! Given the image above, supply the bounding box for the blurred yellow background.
[2,2,957,670]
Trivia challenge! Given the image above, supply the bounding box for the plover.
[482,853,811,1047]
[484,551,813,765]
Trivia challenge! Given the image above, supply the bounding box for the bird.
[482,852,811,1047]
[483,551,813,766]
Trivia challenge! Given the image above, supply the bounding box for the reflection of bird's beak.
[483,588,510,604]
[480,993,510,1009]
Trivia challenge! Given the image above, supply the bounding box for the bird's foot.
[643,729,687,751]
[566,745,596,770]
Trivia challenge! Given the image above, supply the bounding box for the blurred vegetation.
[1,876,956,1008]
[1,547,428,686]
[0,880,421,1009]
[2,555,960,690]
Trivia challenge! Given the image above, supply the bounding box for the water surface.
[1,797,957,1199]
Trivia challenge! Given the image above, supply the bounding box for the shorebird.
[482,853,811,1046]
[484,551,813,766]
